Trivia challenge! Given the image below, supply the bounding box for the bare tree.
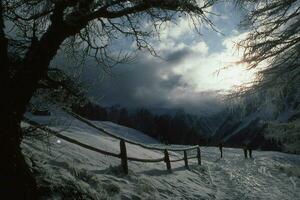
[0,0,215,199]
[233,0,300,94]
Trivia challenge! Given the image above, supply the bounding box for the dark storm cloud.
[79,52,225,115]
[89,55,176,107]
[165,48,192,63]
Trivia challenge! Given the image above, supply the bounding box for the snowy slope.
[22,111,300,200]
[92,121,158,144]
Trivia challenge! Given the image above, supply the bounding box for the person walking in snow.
[249,148,253,158]
[218,141,223,158]
[243,144,248,159]
[248,143,253,159]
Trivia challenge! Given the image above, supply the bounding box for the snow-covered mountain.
[21,110,300,199]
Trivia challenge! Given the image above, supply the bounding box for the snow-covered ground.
[22,111,300,200]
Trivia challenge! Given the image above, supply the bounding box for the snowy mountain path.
[201,148,300,200]
[22,112,300,200]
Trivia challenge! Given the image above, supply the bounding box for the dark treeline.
[72,102,210,145]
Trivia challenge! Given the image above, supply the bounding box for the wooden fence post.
[120,139,128,174]
[184,150,189,169]
[164,149,171,171]
[197,146,201,165]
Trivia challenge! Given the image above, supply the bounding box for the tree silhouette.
[235,0,300,94]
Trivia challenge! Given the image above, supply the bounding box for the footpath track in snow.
[201,147,300,200]
[22,112,300,200]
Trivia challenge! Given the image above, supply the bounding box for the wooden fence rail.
[24,115,202,175]
[66,110,199,152]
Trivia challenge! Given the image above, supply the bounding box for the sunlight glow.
[172,33,257,93]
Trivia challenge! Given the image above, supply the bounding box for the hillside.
[211,89,300,152]
[22,110,300,199]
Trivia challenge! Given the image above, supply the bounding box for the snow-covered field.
[22,111,300,200]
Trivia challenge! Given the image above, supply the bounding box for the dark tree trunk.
[0,1,35,198]
[1,0,38,196]
[0,2,87,198]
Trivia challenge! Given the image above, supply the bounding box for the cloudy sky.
[67,2,257,115]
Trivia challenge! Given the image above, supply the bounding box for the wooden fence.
[24,112,202,175]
